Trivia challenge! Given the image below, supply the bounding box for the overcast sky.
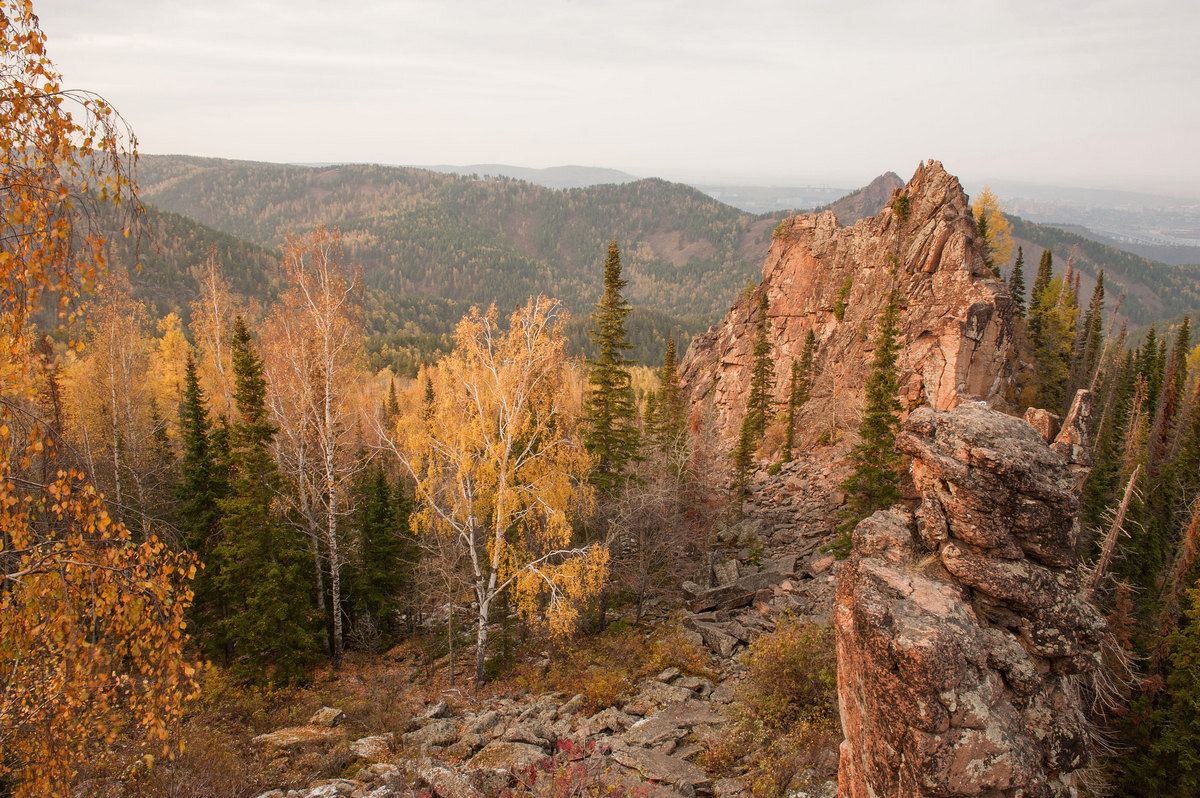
[34,0,1200,193]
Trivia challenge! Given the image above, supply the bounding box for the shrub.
[833,276,853,321]
[517,621,715,713]
[701,619,839,798]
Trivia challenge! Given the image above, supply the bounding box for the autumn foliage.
[390,297,607,682]
[0,2,198,793]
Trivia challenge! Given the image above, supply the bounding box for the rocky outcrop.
[835,392,1104,798]
[679,160,1014,442]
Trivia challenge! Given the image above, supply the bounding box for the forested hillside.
[1007,214,1200,325]
[120,157,1200,375]
[136,155,783,324]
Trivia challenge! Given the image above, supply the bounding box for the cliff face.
[679,160,1014,442]
[835,392,1104,798]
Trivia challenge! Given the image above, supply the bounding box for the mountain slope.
[135,155,785,327]
[421,163,640,189]
[1006,215,1200,326]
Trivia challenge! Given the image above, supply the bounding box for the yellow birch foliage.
[973,186,1015,270]
[0,3,199,793]
[396,297,605,640]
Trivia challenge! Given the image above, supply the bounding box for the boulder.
[611,747,711,791]
[690,571,788,613]
[467,741,548,773]
[307,707,346,728]
[411,759,484,798]
[625,681,697,716]
[350,734,394,761]
[403,719,460,748]
[252,725,344,753]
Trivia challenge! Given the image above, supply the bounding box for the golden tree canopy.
[973,186,1015,272]
[396,296,605,643]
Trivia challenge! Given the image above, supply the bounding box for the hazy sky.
[34,0,1200,192]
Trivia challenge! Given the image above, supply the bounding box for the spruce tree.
[1028,249,1054,344]
[1146,582,1200,795]
[837,281,904,550]
[648,335,685,454]
[1084,272,1105,382]
[1008,246,1026,317]
[348,463,415,641]
[743,292,775,442]
[781,329,816,462]
[583,242,640,494]
[976,210,998,278]
[734,293,774,494]
[1031,276,1077,413]
[385,378,400,420]
[176,351,229,661]
[216,317,321,683]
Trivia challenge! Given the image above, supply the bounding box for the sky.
[33,0,1200,194]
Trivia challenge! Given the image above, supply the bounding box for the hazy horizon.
[40,0,1200,196]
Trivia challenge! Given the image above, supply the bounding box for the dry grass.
[499,619,715,712]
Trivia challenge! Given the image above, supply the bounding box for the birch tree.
[263,226,365,666]
[388,297,607,683]
[0,2,197,792]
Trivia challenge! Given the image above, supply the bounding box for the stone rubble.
[250,448,845,798]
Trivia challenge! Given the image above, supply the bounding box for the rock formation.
[835,392,1105,798]
[679,160,1014,442]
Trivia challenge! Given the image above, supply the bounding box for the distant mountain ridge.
[420,163,641,189]
[121,156,1200,375]
[816,172,905,224]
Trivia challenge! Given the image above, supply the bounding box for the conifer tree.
[734,293,774,494]
[176,351,228,660]
[781,329,816,462]
[1008,246,1026,317]
[217,317,321,683]
[648,335,685,453]
[1029,249,1054,344]
[744,292,775,442]
[584,242,640,493]
[1147,580,1200,795]
[1031,276,1077,413]
[976,210,998,278]
[1150,318,1190,470]
[348,463,415,640]
[385,377,400,420]
[1070,273,1105,393]
[1084,272,1106,380]
[838,281,904,547]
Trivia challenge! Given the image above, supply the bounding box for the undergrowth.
[505,619,716,713]
[701,617,839,798]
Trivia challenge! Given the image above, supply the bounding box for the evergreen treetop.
[781,329,816,462]
[217,316,321,683]
[1008,246,1026,317]
[583,242,640,493]
[838,279,904,546]
[648,334,685,454]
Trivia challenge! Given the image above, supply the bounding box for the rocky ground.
[248,453,848,798]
